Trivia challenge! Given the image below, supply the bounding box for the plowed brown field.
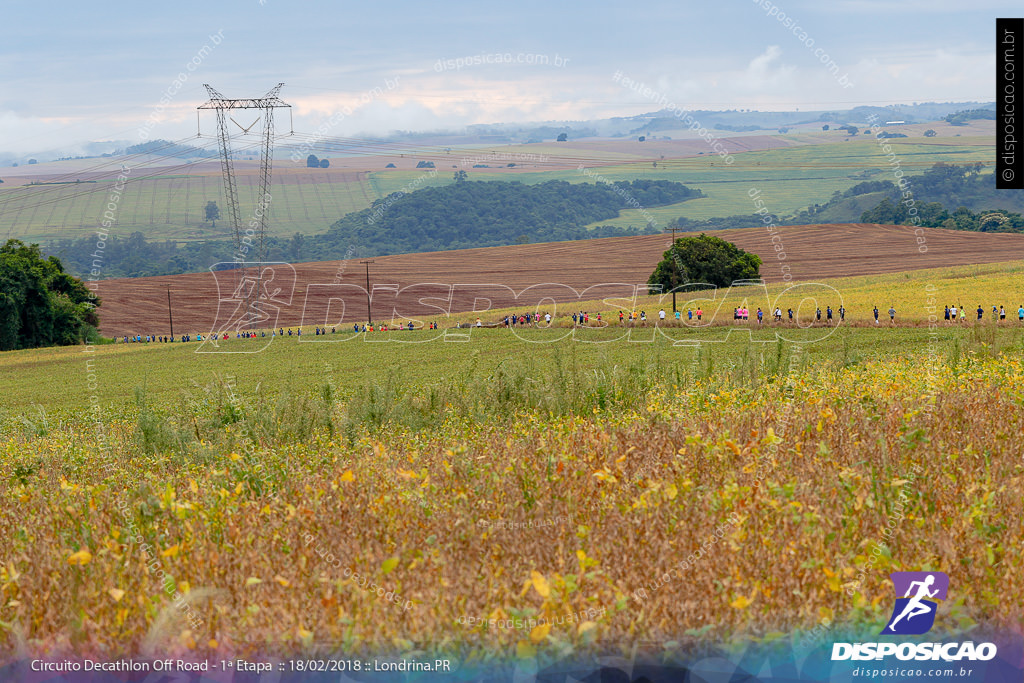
[93,224,1024,336]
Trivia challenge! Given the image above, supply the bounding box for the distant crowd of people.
[114,303,1024,342]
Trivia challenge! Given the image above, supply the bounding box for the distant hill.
[667,163,1024,233]
[121,139,219,158]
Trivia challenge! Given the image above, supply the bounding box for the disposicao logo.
[882,571,948,635]
[831,571,998,662]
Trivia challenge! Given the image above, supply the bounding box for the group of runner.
[940,304,1024,323]
[732,305,847,325]
[505,312,548,326]
[114,303,1024,341]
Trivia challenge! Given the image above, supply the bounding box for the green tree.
[319,158,330,168]
[0,240,99,350]
[556,133,568,142]
[923,129,937,137]
[204,200,220,227]
[306,154,320,168]
[647,234,761,294]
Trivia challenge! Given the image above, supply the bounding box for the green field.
[4,260,1022,415]
[0,170,377,244]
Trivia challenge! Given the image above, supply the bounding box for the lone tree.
[923,129,937,137]
[648,233,761,294]
[306,154,320,168]
[204,200,220,227]
[319,158,330,168]
[0,239,99,350]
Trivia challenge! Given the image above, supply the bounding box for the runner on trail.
[873,306,879,324]
[889,306,896,325]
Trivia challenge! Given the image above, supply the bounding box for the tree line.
[0,240,99,350]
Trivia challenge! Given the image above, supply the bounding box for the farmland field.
[0,165,378,244]
[87,223,1024,337]
[1,281,1023,664]
[368,138,996,230]
[0,133,995,245]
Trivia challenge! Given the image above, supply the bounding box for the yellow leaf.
[578,621,598,637]
[530,623,551,643]
[245,577,263,587]
[730,594,753,609]
[530,570,550,599]
[381,557,400,575]
[516,640,537,659]
[108,588,125,602]
[665,483,678,501]
[208,639,218,649]
[576,549,587,565]
[162,544,180,558]
[274,575,290,588]
[229,452,242,461]
[67,549,92,566]
[339,470,355,482]
[234,482,244,494]
[396,469,418,480]
[189,479,198,494]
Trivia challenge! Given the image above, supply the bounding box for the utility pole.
[167,286,174,339]
[361,260,375,324]
[670,223,677,313]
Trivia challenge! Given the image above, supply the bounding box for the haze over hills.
[0,101,995,166]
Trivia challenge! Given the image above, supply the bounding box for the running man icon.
[882,572,949,635]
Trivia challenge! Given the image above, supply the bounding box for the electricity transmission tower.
[198,83,291,326]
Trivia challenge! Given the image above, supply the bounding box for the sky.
[0,0,1010,158]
